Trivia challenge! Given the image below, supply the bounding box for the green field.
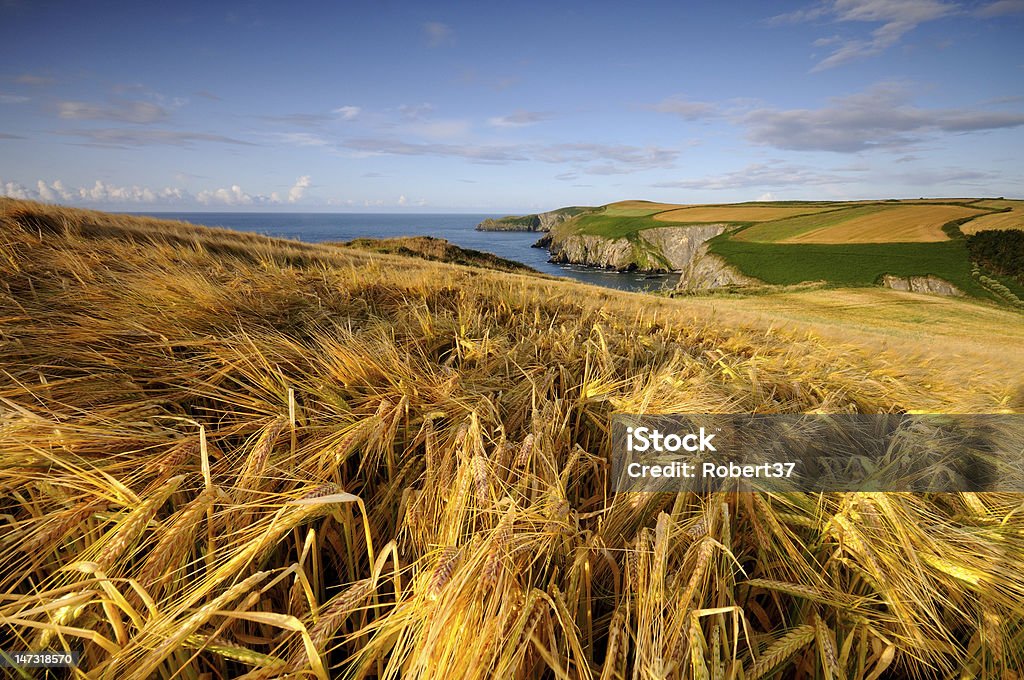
[707,236,1001,298]
[562,209,673,238]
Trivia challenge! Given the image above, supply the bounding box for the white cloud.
[423,21,454,47]
[647,97,718,120]
[487,110,555,128]
[333,105,361,121]
[976,0,1024,15]
[398,194,408,206]
[82,180,184,204]
[535,143,679,172]
[743,83,1024,152]
[0,177,300,207]
[398,103,435,121]
[344,138,528,163]
[197,185,257,206]
[813,35,843,46]
[342,138,680,173]
[770,0,959,70]
[2,181,31,199]
[0,93,31,104]
[36,179,75,202]
[756,192,778,201]
[58,98,169,123]
[287,175,312,203]
[1,178,188,204]
[272,132,330,147]
[58,128,253,147]
[404,119,471,139]
[652,162,853,190]
[260,112,334,127]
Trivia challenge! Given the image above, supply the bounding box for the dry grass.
[653,205,844,223]
[783,204,985,243]
[1,199,1023,679]
[675,287,1024,404]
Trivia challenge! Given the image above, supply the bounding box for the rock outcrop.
[538,223,757,290]
[541,232,637,270]
[476,215,542,232]
[880,274,963,296]
[679,249,760,289]
[476,208,585,232]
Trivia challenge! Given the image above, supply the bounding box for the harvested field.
[786,204,988,243]
[653,204,845,223]
[738,204,987,243]
[961,200,1024,233]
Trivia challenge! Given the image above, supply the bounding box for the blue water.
[133,212,678,293]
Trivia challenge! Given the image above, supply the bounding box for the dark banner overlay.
[611,414,1024,492]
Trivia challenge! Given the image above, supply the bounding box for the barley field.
[961,200,1024,234]
[783,204,988,243]
[733,204,987,244]
[653,205,844,224]
[1,199,1022,679]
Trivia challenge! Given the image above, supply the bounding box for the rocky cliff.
[539,231,637,269]
[678,249,760,289]
[880,274,963,296]
[539,223,757,290]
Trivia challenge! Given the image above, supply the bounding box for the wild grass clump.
[1,200,1022,678]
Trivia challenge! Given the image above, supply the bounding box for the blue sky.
[1,0,1022,212]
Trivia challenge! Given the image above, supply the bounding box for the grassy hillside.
[557,209,671,238]
[476,206,592,230]
[2,200,1023,678]
[342,236,539,273]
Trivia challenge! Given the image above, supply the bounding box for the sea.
[134,212,679,293]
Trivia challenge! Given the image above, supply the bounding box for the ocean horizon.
[131,211,679,293]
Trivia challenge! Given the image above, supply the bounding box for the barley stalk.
[749,624,816,680]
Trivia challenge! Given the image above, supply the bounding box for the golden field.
[653,205,844,223]
[602,201,688,216]
[1,199,1022,679]
[961,200,1024,234]
[782,204,989,243]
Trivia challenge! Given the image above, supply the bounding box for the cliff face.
[476,208,583,232]
[543,232,637,269]
[880,274,963,296]
[540,223,757,290]
[679,250,760,289]
[642,225,730,271]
